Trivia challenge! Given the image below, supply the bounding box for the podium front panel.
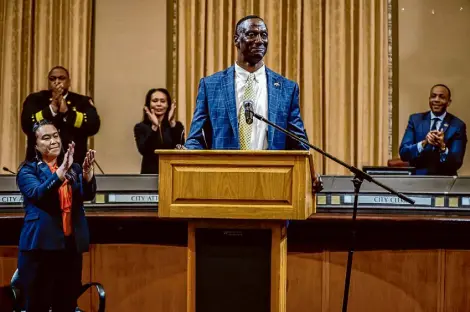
[157,151,314,220]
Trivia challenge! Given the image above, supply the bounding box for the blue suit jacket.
[17,161,96,253]
[185,66,309,150]
[399,111,467,175]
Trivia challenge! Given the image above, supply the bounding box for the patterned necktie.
[239,73,255,150]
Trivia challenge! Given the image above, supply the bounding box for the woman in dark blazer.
[16,119,96,311]
[134,88,185,174]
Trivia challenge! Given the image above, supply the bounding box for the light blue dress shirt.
[417,111,448,161]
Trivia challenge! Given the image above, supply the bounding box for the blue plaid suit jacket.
[185,66,309,150]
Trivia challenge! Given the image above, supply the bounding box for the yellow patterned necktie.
[239,73,255,150]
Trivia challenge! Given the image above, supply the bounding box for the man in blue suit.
[184,15,309,150]
[399,84,467,175]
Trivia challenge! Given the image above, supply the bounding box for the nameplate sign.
[462,197,470,206]
[0,194,23,203]
[343,195,432,206]
[108,194,159,203]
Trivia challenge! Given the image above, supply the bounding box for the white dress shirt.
[234,62,268,150]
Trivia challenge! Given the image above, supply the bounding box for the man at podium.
[184,15,309,151]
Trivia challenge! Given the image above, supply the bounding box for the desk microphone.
[243,100,254,125]
[2,166,16,175]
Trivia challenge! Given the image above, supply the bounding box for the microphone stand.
[247,108,415,312]
[94,160,105,174]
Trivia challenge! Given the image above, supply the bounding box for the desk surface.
[1,174,470,216]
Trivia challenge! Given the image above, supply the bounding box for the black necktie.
[430,117,439,131]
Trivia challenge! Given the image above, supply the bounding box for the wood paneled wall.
[2,215,470,311]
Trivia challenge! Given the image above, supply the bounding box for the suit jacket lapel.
[266,68,281,149]
[441,113,452,135]
[222,66,239,143]
[420,112,431,138]
[38,161,52,176]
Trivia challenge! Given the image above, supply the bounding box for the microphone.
[243,100,254,125]
[2,167,16,175]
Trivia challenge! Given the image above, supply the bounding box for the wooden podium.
[157,150,316,312]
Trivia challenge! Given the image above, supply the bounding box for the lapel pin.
[67,101,71,105]
[274,82,280,87]
[444,123,449,127]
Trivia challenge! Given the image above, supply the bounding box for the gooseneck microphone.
[2,167,16,175]
[243,100,254,125]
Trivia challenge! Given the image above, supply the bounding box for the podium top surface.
[156,149,315,220]
[155,150,311,156]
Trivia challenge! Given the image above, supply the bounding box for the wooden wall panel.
[286,252,324,312]
[2,216,470,312]
[0,246,18,312]
[90,244,187,312]
[326,251,441,312]
[78,250,93,311]
[2,246,470,311]
[444,250,470,312]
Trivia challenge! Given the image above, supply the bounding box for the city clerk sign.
[343,195,432,206]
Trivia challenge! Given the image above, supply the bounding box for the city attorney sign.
[108,194,159,203]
